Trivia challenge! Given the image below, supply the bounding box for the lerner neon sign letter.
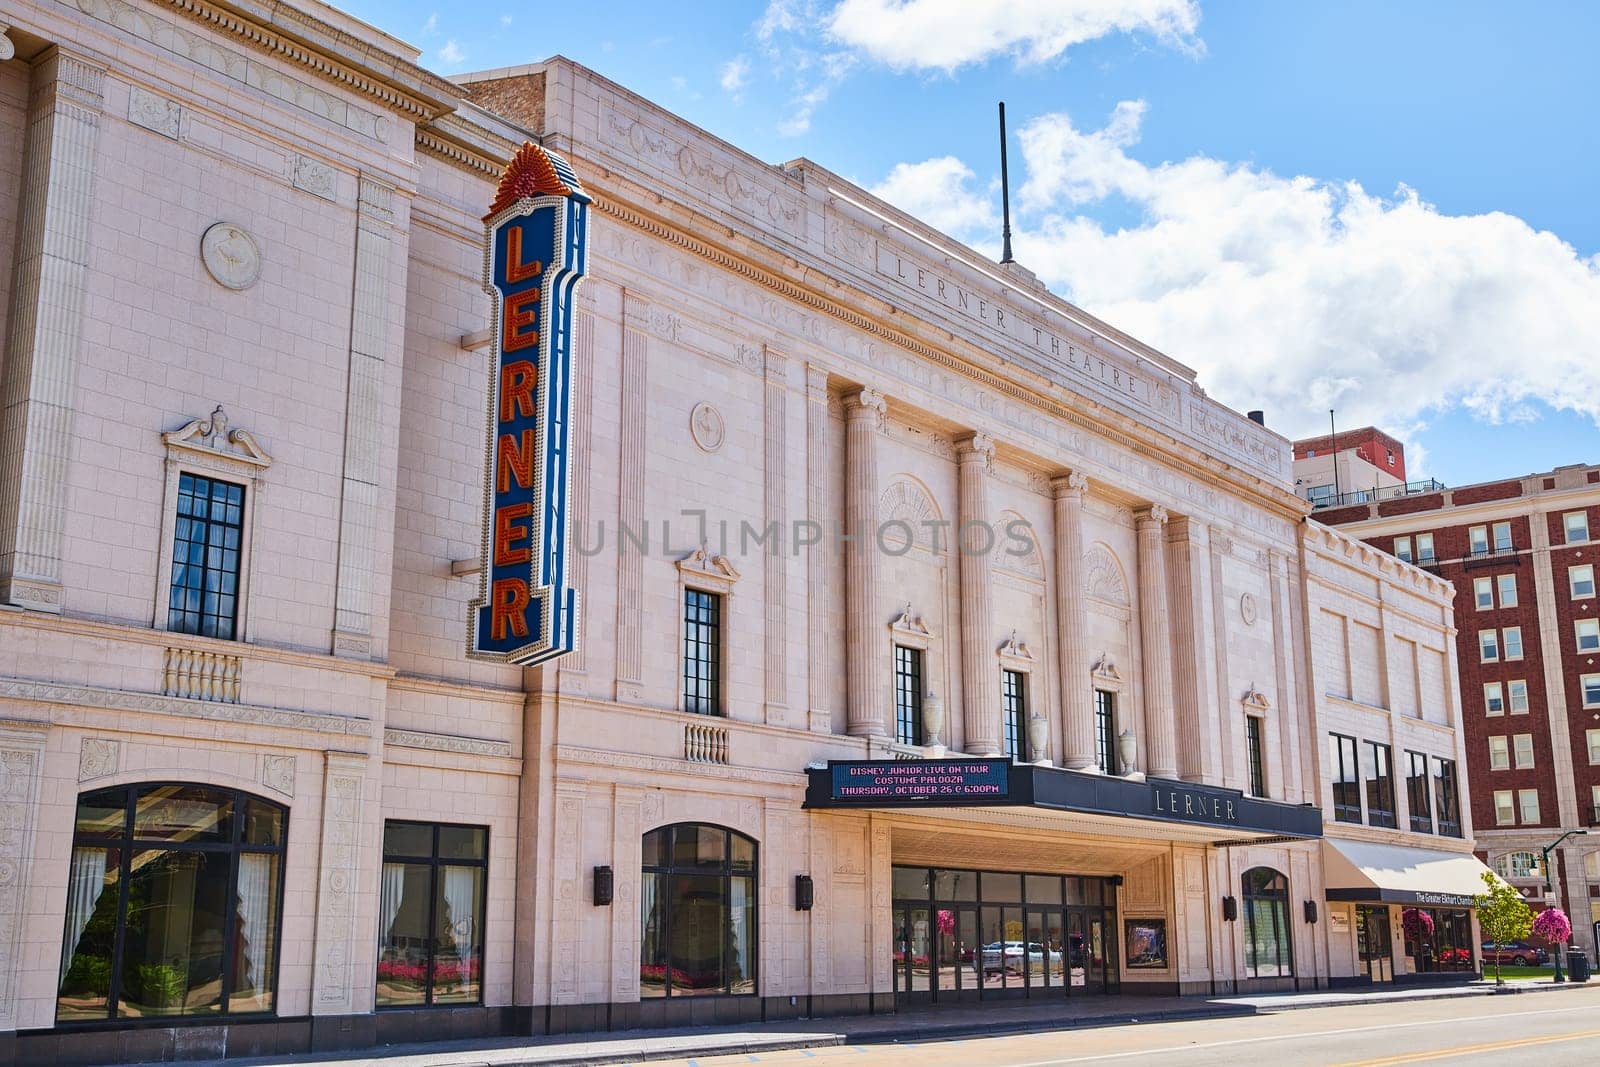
[467,141,589,665]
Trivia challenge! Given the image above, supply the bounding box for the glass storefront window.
[377,821,488,1008]
[640,824,758,997]
[56,784,286,1022]
[1241,867,1293,979]
[1402,906,1475,972]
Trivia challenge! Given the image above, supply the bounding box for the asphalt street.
[640,986,1600,1066]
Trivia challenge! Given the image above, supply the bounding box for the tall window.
[1565,511,1590,544]
[56,784,285,1021]
[1483,682,1504,716]
[168,473,245,639]
[1406,751,1433,833]
[1241,868,1293,978]
[1508,679,1529,713]
[1492,521,1513,552]
[894,645,924,746]
[1487,735,1509,771]
[1433,757,1462,837]
[1497,574,1518,607]
[377,821,487,1007]
[1002,670,1027,761]
[1478,630,1499,662]
[1570,564,1596,599]
[1473,577,1493,610]
[1585,674,1600,709]
[1468,525,1489,555]
[1503,626,1524,660]
[682,589,722,715]
[1330,734,1361,823]
[1518,788,1540,824]
[1493,790,1516,826]
[1512,733,1535,770]
[1363,741,1396,829]
[1393,536,1412,563]
[1095,689,1117,774]
[1245,716,1266,798]
[1577,618,1600,653]
[640,824,756,997]
[1415,532,1435,564]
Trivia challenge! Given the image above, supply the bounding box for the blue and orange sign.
[467,141,589,665]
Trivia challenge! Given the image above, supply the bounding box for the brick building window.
[1566,511,1591,544]
[1494,852,1538,879]
[1484,682,1504,716]
[1363,741,1396,828]
[1469,526,1489,555]
[1488,736,1509,771]
[894,645,924,746]
[1406,751,1432,833]
[1479,630,1499,662]
[1508,679,1529,713]
[1571,564,1595,599]
[1503,627,1524,660]
[1394,536,1412,563]
[1493,521,1513,552]
[1497,574,1518,607]
[167,474,245,640]
[1494,789,1515,826]
[1473,577,1494,610]
[1577,618,1600,653]
[1433,758,1462,837]
[1416,532,1435,563]
[1001,669,1027,762]
[1587,728,1600,765]
[1330,734,1361,823]
[682,589,722,716]
[1518,788,1540,824]
[1513,733,1535,770]
[1585,675,1600,709]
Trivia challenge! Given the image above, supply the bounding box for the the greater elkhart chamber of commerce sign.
[827,760,1012,803]
[467,142,590,665]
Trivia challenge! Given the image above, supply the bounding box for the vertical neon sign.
[468,141,589,665]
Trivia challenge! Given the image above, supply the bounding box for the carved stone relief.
[78,738,119,781]
[200,223,262,290]
[689,402,725,453]
[128,85,180,139]
[1084,544,1129,604]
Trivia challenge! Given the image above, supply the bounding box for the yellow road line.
[1335,1026,1600,1066]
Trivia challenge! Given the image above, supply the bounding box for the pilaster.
[805,365,833,732]
[1529,511,1581,828]
[1053,472,1094,769]
[1137,505,1178,778]
[0,721,48,1031]
[331,176,401,657]
[310,751,367,1015]
[1165,517,1216,782]
[763,347,789,725]
[843,389,887,738]
[0,50,105,612]
[956,433,1000,755]
[615,292,648,703]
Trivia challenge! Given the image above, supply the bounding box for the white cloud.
[869,157,999,240]
[993,102,1600,440]
[420,13,438,37]
[438,39,465,66]
[776,51,855,136]
[500,14,513,27]
[827,0,1200,72]
[720,56,750,100]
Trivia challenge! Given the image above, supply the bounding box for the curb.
[848,1003,1260,1046]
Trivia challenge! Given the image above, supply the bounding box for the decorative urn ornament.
[922,689,945,749]
[1118,729,1138,776]
[1027,713,1050,764]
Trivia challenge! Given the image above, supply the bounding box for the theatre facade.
[0,2,1492,1062]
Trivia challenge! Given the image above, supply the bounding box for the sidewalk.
[113,981,1596,1067]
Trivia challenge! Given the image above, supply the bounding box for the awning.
[1322,838,1497,908]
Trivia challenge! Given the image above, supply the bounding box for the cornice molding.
[0,676,372,736]
[160,0,463,120]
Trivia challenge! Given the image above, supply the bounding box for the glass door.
[1357,906,1393,982]
[1024,908,1062,996]
[981,905,1025,995]
[906,906,932,996]
[935,906,981,1000]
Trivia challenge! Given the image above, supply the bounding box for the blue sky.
[343,0,1600,487]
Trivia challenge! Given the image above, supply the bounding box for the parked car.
[980,941,1063,975]
[1480,941,1548,966]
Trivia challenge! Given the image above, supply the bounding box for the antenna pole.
[999,101,1014,264]
[1329,409,1342,503]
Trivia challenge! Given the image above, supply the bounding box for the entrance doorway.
[892,866,1119,1004]
[1357,905,1392,983]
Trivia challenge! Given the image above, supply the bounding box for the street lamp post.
[1538,829,1590,983]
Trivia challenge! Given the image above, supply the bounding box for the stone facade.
[0,3,1482,1063]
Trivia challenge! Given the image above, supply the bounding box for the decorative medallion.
[689,402,725,452]
[200,222,261,290]
[1239,592,1259,627]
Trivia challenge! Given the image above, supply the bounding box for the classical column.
[762,347,789,725]
[1137,505,1178,779]
[331,176,401,657]
[0,722,48,1031]
[1165,517,1216,782]
[804,365,833,732]
[0,50,105,611]
[844,389,887,737]
[957,433,1000,755]
[1053,472,1095,769]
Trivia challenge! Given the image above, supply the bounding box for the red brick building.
[1312,458,1600,958]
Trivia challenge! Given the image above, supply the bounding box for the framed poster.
[1125,918,1168,969]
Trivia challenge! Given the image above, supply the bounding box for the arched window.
[640,823,756,997]
[1493,851,1539,880]
[56,783,287,1021]
[1241,867,1293,979]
